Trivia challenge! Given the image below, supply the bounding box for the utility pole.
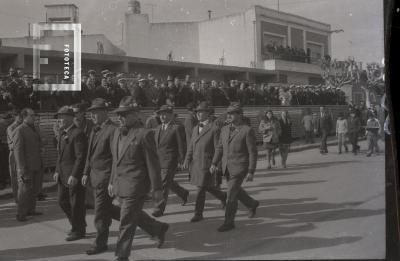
[145,3,156,22]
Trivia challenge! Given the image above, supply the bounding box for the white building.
[124,1,332,84]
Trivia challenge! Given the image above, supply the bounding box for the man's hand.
[182,160,190,170]
[153,190,163,203]
[81,175,89,187]
[67,176,78,187]
[53,172,59,183]
[209,164,217,175]
[108,184,114,197]
[245,173,254,182]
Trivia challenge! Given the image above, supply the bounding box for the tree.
[320,56,384,108]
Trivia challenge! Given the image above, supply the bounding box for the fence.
[35,105,348,169]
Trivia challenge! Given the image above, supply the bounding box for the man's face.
[24,109,36,125]
[90,110,107,125]
[82,75,88,83]
[226,112,240,124]
[117,111,138,128]
[211,81,217,88]
[167,81,173,88]
[159,111,173,123]
[191,82,197,90]
[101,79,108,88]
[196,111,208,122]
[320,107,325,114]
[139,81,145,88]
[174,78,179,85]
[59,115,73,129]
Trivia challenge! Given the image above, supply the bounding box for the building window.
[263,33,286,47]
[306,42,324,64]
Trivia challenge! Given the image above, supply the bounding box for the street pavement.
[0,140,385,261]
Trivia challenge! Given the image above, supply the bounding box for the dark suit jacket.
[185,121,220,187]
[13,122,42,179]
[212,123,257,177]
[154,121,186,170]
[318,113,332,133]
[56,125,88,185]
[83,119,116,188]
[110,126,162,198]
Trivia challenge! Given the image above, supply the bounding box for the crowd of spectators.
[263,43,309,63]
[0,67,347,112]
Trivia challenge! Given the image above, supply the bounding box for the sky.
[0,0,384,64]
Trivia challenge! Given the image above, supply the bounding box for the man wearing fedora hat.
[152,104,189,217]
[211,102,259,232]
[81,98,168,255]
[53,106,88,241]
[109,96,168,261]
[183,102,227,222]
[71,103,94,209]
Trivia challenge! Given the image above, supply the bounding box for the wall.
[198,9,256,67]
[124,13,199,62]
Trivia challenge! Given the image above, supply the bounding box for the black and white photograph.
[0,0,393,260]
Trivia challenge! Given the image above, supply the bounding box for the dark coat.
[154,121,186,170]
[110,126,162,198]
[56,125,88,185]
[278,118,292,144]
[212,123,257,177]
[13,122,42,179]
[318,113,332,133]
[83,119,116,188]
[185,121,220,187]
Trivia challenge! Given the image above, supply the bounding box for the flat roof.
[0,46,275,75]
[44,4,78,9]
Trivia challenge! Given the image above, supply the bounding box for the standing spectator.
[145,108,161,130]
[210,102,259,232]
[53,106,88,241]
[0,113,12,189]
[302,108,314,144]
[259,110,281,169]
[13,108,43,221]
[336,112,348,154]
[7,111,22,202]
[347,109,361,154]
[318,106,332,154]
[365,112,381,157]
[278,111,292,168]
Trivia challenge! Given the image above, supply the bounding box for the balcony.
[263,59,322,75]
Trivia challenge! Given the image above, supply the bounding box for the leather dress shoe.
[86,245,108,255]
[27,211,43,216]
[181,190,189,206]
[157,223,169,248]
[16,215,28,222]
[115,257,129,261]
[248,200,259,218]
[190,215,203,223]
[217,223,235,232]
[66,232,85,241]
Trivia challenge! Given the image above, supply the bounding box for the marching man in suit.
[81,98,120,255]
[152,105,189,217]
[183,102,227,222]
[53,106,88,241]
[13,108,43,221]
[210,103,259,232]
[108,96,169,261]
[318,106,332,154]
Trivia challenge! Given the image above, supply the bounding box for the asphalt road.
[0,140,385,261]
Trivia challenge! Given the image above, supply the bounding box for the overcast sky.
[0,0,384,64]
